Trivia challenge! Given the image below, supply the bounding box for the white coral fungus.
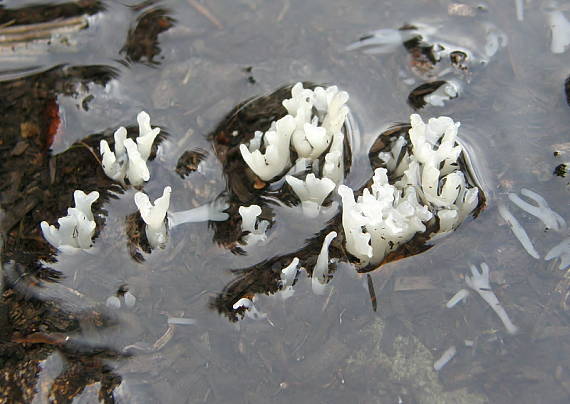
[508,188,566,232]
[338,114,478,266]
[285,173,335,217]
[280,257,301,299]
[312,231,337,295]
[465,263,518,335]
[41,190,99,251]
[239,205,269,245]
[134,186,171,249]
[545,238,570,270]
[497,203,540,259]
[232,297,266,320]
[100,111,160,186]
[240,82,349,186]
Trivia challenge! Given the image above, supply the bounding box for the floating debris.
[408,80,461,109]
[554,163,568,177]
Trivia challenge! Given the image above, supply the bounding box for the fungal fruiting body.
[41,190,99,252]
[338,114,479,267]
[134,186,171,249]
[100,111,160,186]
[239,82,349,214]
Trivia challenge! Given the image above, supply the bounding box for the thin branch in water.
[187,0,223,29]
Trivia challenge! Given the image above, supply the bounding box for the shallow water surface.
[1,1,569,403]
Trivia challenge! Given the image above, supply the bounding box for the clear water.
[1,0,569,403]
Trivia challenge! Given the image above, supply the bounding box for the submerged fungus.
[545,238,570,270]
[465,262,518,335]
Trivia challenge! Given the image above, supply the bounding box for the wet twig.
[186,0,223,30]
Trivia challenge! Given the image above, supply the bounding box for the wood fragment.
[394,276,436,291]
[0,16,87,45]
[78,141,102,166]
[13,332,68,345]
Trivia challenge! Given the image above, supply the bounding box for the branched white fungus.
[280,257,301,299]
[312,231,337,295]
[100,127,127,183]
[285,173,335,217]
[232,297,266,320]
[498,203,540,259]
[239,205,269,245]
[135,111,161,161]
[41,190,99,251]
[134,186,171,249]
[100,111,160,186]
[338,114,479,266]
[239,115,296,181]
[424,80,460,107]
[465,262,518,335]
[508,188,566,232]
[124,138,150,186]
[545,238,570,270]
[239,82,349,184]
